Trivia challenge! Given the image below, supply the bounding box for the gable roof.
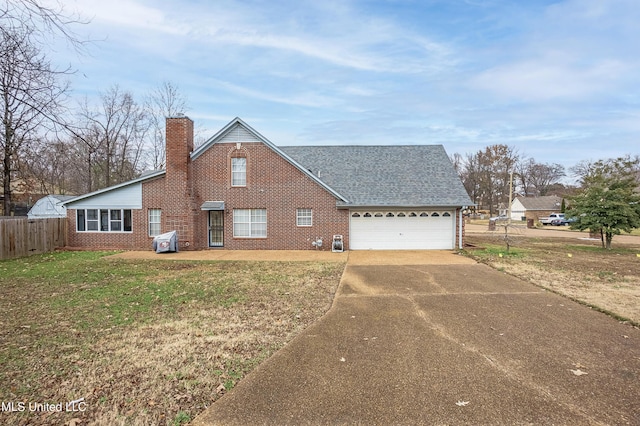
[62,118,472,209]
[514,195,563,211]
[281,145,472,207]
[62,170,165,206]
[192,118,348,202]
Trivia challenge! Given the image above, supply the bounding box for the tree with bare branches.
[145,81,188,170]
[0,26,69,214]
[1,0,87,48]
[68,86,149,193]
[515,158,565,196]
[457,144,519,215]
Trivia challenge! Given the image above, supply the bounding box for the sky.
[48,0,640,177]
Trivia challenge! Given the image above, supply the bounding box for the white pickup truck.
[539,213,565,225]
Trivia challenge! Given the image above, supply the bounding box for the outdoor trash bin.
[152,230,179,253]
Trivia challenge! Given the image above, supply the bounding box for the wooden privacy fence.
[0,217,67,260]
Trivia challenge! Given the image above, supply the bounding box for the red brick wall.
[190,142,349,250]
[66,140,349,250]
[65,117,465,251]
[66,176,166,250]
[163,117,197,249]
[455,207,464,249]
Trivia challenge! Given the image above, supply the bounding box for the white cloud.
[40,0,640,170]
[71,0,454,74]
[468,0,640,102]
[68,0,188,35]
[471,56,628,101]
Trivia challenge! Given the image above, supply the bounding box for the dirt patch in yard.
[465,235,640,325]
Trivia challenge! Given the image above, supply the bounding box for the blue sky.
[52,0,639,175]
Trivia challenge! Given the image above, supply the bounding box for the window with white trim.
[233,209,267,238]
[148,209,161,237]
[296,208,313,227]
[76,209,132,232]
[231,157,247,186]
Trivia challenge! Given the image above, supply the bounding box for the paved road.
[466,222,640,246]
[192,251,640,425]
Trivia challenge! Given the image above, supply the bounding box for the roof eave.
[337,202,473,209]
[62,170,166,206]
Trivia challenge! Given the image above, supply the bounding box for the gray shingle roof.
[515,195,563,211]
[281,145,472,207]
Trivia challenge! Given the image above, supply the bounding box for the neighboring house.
[510,195,563,222]
[63,116,473,251]
[27,195,74,218]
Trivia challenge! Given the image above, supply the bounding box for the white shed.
[27,195,74,219]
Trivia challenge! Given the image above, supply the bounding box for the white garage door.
[350,210,455,250]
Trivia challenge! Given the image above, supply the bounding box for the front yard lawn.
[0,251,345,426]
[465,235,640,326]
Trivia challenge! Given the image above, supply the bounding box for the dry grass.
[0,252,345,426]
[465,235,640,325]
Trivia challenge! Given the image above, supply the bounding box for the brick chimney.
[164,115,196,248]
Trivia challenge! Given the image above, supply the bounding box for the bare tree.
[145,81,188,170]
[1,0,88,50]
[516,158,565,196]
[459,152,482,212]
[22,137,78,194]
[69,86,149,192]
[0,26,69,214]
[459,145,519,215]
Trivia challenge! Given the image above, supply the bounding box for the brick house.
[63,116,472,251]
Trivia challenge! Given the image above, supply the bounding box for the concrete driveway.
[192,251,640,425]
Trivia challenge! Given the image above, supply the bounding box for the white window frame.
[86,209,99,231]
[233,209,267,238]
[76,208,132,233]
[110,209,123,231]
[296,208,313,227]
[231,157,247,187]
[148,209,161,237]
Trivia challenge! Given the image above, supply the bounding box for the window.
[233,209,267,238]
[77,210,85,231]
[87,209,99,230]
[110,210,122,231]
[149,209,161,237]
[124,211,132,232]
[386,212,395,217]
[296,208,313,227]
[76,209,132,232]
[231,157,246,186]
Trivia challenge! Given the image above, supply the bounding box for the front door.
[209,211,224,247]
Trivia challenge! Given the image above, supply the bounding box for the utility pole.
[507,170,513,225]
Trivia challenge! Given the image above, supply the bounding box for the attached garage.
[282,145,473,251]
[350,210,455,250]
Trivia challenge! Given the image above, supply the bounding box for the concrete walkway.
[191,251,640,425]
[108,249,349,262]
